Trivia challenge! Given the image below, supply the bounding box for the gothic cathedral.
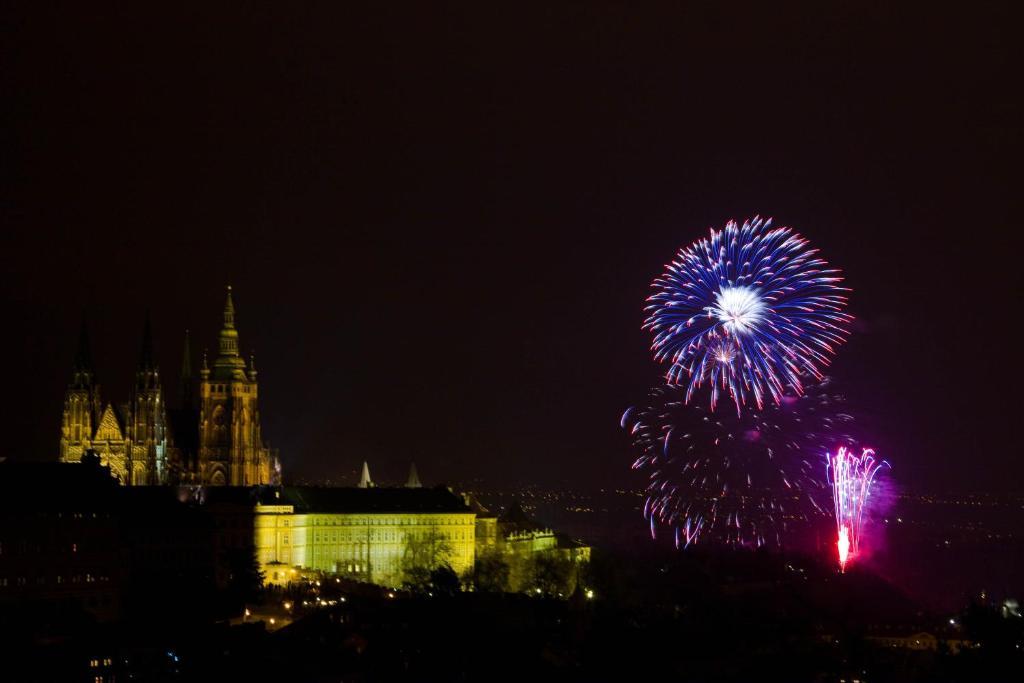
[59,287,280,486]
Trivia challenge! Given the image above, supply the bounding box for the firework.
[623,378,855,548]
[644,217,852,414]
[827,446,889,571]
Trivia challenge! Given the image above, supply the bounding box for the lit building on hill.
[47,297,589,596]
[252,484,477,587]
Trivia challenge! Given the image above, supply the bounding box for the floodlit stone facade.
[256,501,476,587]
[252,485,589,593]
[59,287,279,486]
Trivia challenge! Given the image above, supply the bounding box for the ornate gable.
[94,403,124,442]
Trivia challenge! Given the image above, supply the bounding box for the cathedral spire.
[405,462,422,488]
[180,329,194,408]
[73,319,94,373]
[223,285,236,330]
[70,319,96,389]
[213,285,246,378]
[358,461,374,488]
[139,311,155,371]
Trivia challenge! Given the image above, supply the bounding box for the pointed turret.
[358,461,374,488]
[405,462,422,488]
[61,317,103,465]
[135,313,159,392]
[70,319,96,389]
[139,311,155,371]
[213,285,247,379]
[130,313,166,483]
[179,329,194,409]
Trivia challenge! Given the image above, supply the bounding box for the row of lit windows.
[306,516,472,527]
[308,530,471,543]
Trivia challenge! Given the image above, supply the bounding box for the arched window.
[212,406,228,444]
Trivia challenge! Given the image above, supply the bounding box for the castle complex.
[59,287,279,486]
[49,288,588,594]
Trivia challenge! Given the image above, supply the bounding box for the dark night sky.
[1,3,1020,492]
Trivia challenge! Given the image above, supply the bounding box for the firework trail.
[623,378,856,549]
[644,217,852,415]
[827,446,890,571]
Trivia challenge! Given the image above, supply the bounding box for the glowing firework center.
[712,286,764,336]
[644,217,852,414]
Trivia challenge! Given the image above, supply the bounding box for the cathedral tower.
[59,322,102,464]
[197,287,275,486]
[125,313,168,484]
[60,317,169,485]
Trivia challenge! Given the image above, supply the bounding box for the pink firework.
[827,446,889,572]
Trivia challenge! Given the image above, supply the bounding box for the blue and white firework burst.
[644,217,852,414]
[622,378,856,549]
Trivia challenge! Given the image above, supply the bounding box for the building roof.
[273,486,472,514]
[499,499,547,532]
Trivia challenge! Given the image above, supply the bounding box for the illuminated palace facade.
[253,482,479,587]
[58,287,279,486]
[250,472,589,590]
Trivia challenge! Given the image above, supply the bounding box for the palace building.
[252,482,478,587]
[58,287,279,486]
[248,464,588,590]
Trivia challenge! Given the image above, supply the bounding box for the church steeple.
[62,317,103,466]
[179,329,194,409]
[197,286,273,487]
[130,313,166,484]
[135,313,159,392]
[71,319,96,389]
[139,311,155,371]
[213,285,246,379]
[405,462,422,488]
[358,461,374,488]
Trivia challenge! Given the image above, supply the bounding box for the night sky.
[2,3,1020,492]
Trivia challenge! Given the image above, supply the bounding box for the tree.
[473,549,511,593]
[224,547,265,605]
[400,528,454,592]
[530,551,574,597]
[429,564,461,596]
